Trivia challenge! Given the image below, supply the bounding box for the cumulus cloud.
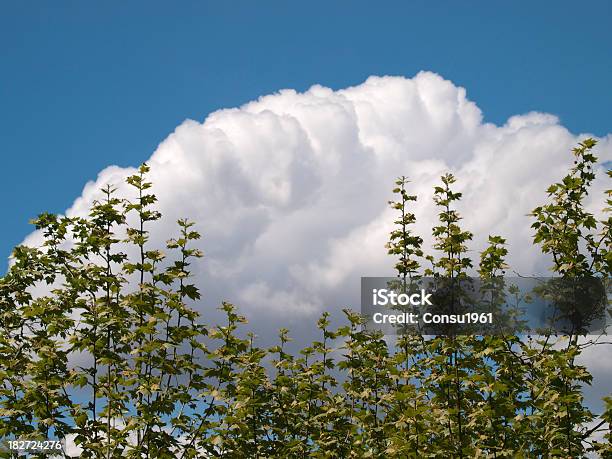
[19,72,611,345]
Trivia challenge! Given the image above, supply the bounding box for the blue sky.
[1,1,611,264]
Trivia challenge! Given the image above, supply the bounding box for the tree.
[0,141,610,458]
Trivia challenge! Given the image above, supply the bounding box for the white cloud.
[18,71,611,340]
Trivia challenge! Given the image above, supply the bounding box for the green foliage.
[386,176,423,280]
[531,138,609,276]
[426,173,473,278]
[0,141,610,457]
